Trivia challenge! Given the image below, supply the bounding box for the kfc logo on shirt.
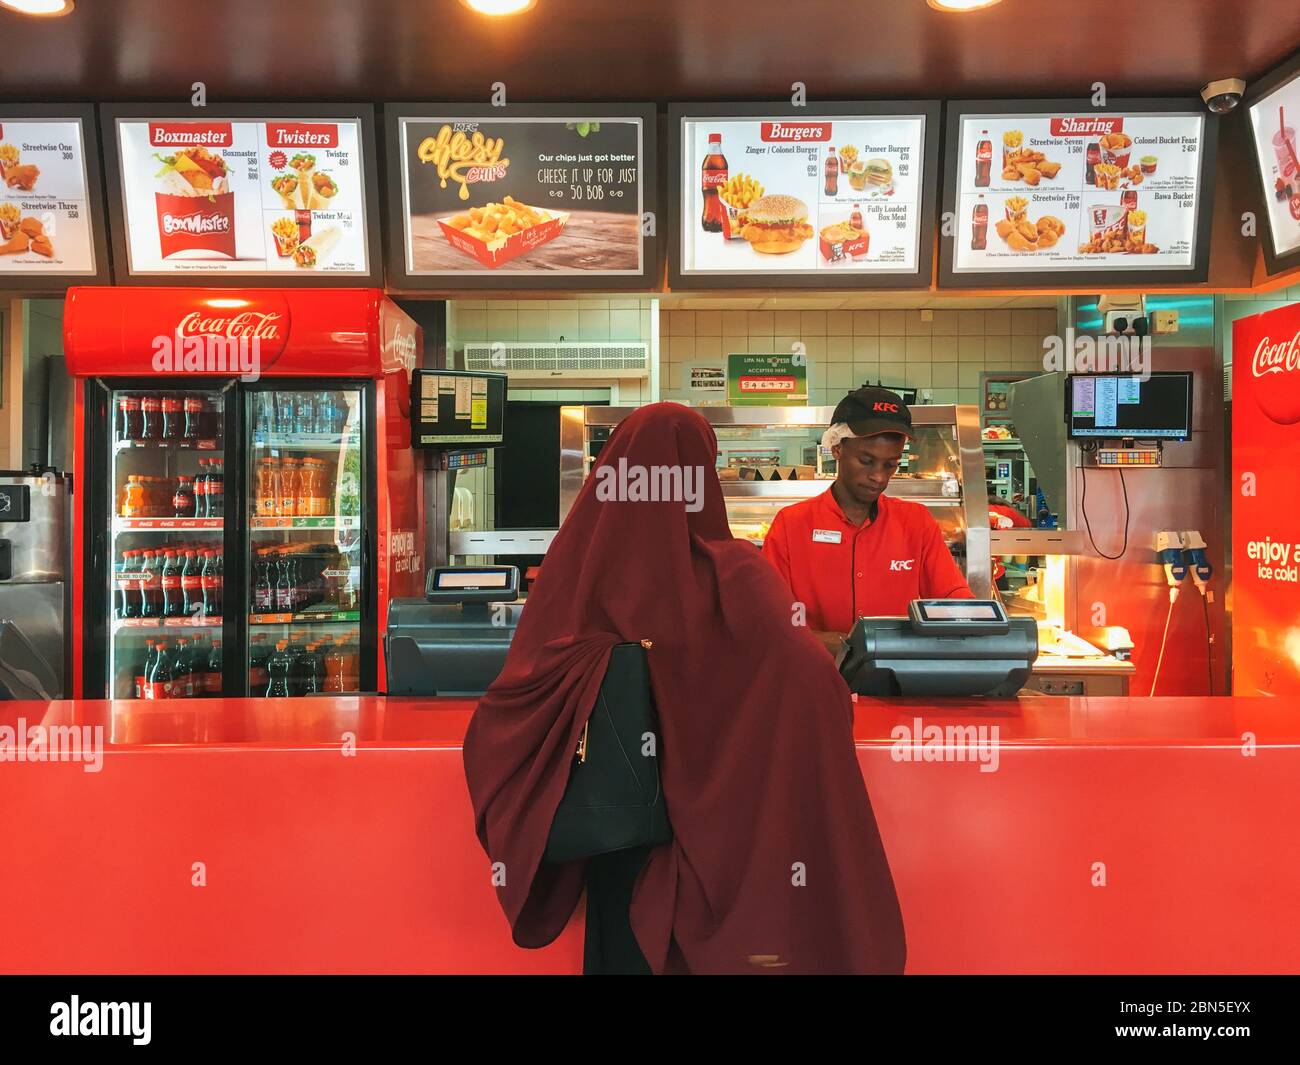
[889,559,915,571]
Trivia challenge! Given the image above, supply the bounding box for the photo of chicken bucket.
[1099,132,1133,171]
[1089,204,1127,246]
[153,146,236,259]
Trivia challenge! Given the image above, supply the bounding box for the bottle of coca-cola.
[137,639,157,699]
[201,549,222,619]
[139,550,160,619]
[825,147,839,197]
[117,396,142,443]
[972,198,989,251]
[173,637,195,698]
[115,550,136,619]
[141,395,162,440]
[194,460,209,518]
[700,133,728,233]
[172,477,196,518]
[975,130,992,187]
[207,460,224,519]
[205,639,223,697]
[182,549,203,617]
[162,550,183,618]
[161,394,182,441]
[1086,141,1101,185]
[183,395,204,440]
[146,642,174,699]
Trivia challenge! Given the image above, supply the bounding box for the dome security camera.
[1201,78,1246,114]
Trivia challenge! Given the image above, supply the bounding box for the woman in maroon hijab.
[463,402,906,974]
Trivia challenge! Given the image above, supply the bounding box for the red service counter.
[1,694,1298,974]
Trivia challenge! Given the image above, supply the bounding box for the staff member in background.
[763,386,974,655]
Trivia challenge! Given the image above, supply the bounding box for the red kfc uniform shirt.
[762,487,974,633]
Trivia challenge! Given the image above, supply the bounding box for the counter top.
[2,694,1297,750]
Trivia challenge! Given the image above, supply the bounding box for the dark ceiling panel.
[1,0,1297,102]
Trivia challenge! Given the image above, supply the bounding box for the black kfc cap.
[830,386,914,439]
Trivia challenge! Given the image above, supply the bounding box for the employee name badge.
[812,528,842,544]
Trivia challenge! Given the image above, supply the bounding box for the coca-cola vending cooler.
[64,287,424,700]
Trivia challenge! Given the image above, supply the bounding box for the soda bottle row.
[252,392,348,441]
[120,464,225,519]
[254,457,334,518]
[134,636,222,699]
[115,545,223,620]
[117,393,221,443]
[251,542,358,616]
[250,632,360,696]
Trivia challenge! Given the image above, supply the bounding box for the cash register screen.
[921,603,1000,620]
[435,569,511,589]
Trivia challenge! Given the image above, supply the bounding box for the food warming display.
[559,405,993,598]
[64,287,423,700]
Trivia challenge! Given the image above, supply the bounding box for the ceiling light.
[0,0,75,16]
[926,0,1002,11]
[459,0,537,15]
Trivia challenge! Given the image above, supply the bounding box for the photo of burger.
[739,194,814,254]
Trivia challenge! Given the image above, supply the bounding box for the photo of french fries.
[993,211,1065,252]
[269,216,299,257]
[0,142,39,191]
[1004,195,1029,222]
[445,197,553,246]
[717,172,765,240]
[1000,135,1061,185]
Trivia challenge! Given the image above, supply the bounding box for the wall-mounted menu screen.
[670,103,940,289]
[1247,51,1300,271]
[0,105,108,287]
[102,104,382,285]
[386,104,656,290]
[941,100,1216,287]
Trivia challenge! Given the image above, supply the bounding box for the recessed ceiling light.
[0,0,75,16]
[459,0,537,15]
[926,0,1002,11]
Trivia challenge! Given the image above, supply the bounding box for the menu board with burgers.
[675,108,934,282]
[387,107,651,286]
[108,112,372,277]
[948,106,1208,279]
[0,112,100,279]
[1247,60,1300,267]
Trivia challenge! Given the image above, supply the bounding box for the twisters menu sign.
[679,114,929,276]
[113,116,370,275]
[952,110,1206,274]
[0,117,98,276]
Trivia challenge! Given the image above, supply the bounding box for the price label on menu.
[113,117,369,275]
[1248,76,1300,260]
[679,115,928,275]
[0,118,97,275]
[952,112,1205,273]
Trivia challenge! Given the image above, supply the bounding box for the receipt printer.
[836,599,1038,697]
[385,565,523,696]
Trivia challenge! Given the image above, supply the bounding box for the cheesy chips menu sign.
[0,117,97,275]
[394,114,645,276]
[113,117,370,275]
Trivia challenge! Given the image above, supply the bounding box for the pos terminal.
[836,599,1038,697]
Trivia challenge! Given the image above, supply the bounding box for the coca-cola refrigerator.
[64,287,424,700]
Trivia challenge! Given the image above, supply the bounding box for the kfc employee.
[763,387,974,655]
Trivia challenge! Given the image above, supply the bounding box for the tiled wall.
[659,306,1061,408]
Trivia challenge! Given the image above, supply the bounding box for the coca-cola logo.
[760,122,832,143]
[177,310,283,341]
[161,211,232,236]
[1049,116,1124,137]
[1252,331,1300,424]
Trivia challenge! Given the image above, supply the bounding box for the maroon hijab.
[463,402,905,974]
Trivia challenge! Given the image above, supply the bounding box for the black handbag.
[543,640,672,863]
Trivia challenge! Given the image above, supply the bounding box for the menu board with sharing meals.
[113,116,370,276]
[951,111,1206,275]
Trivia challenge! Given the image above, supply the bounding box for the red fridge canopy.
[63,287,420,379]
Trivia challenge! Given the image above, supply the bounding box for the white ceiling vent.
[463,341,649,379]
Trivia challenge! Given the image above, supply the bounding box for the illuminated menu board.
[0,104,109,288]
[941,100,1217,287]
[670,103,940,289]
[101,103,382,285]
[1247,51,1300,272]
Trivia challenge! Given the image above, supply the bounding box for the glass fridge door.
[246,385,365,697]
[108,385,229,700]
